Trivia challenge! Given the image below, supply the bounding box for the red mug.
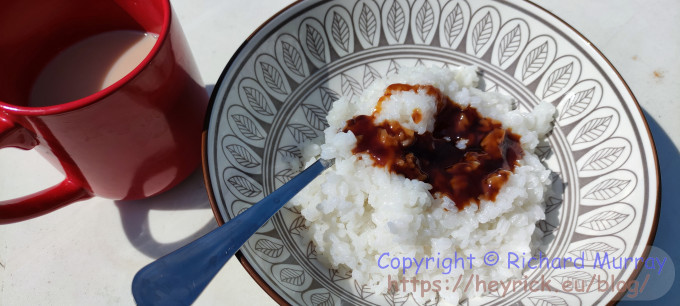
[0,0,208,223]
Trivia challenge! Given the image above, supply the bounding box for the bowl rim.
[200,0,661,305]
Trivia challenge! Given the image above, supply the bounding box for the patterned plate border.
[202,1,660,305]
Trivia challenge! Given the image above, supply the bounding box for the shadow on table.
[619,109,680,304]
[113,84,219,259]
[114,167,217,259]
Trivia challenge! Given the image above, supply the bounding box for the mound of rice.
[289,66,555,304]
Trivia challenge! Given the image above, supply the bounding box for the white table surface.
[1,0,678,305]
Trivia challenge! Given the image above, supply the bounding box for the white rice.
[289,66,555,304]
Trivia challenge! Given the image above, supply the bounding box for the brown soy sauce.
[343,84,523,210]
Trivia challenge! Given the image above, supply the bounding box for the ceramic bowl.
[203,0,660,304]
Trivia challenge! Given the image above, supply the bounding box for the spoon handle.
[132,159,332,305]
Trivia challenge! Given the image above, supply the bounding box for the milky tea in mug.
[0,0,208,223]
[29,30,158,107]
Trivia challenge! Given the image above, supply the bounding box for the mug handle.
[0,114,92,224]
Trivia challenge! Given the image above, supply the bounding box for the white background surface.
[1,0,678,305]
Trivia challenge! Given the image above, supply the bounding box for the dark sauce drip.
[342,84,524,210]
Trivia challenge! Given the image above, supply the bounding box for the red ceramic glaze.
[0,0,208,224]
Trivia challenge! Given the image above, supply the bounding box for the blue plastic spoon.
[131,159,333,305]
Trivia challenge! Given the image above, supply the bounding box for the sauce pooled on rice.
[342,84,523,209]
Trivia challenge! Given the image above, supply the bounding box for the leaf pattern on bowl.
[567,107,620,151]
[306,240,318,260]
[302,103,329,131]
[329,268,352,283]
[585,179,630,200]
[325,6,354,57]
[227,173,261,198]
[255,238,284,257]
[274,168,297,185]
[514,35,557,85]
[303,288,340,306]
[340,73,363,101]
[536,56,581,101]
[576,203,635,235]
[276,34,309,83]
[286,123,317,143]
[556,79,603,126]
[580,170,637,206]
[238,78,278,123]
[277,145,302,160]
[581,147,624,170]
[354,280,375,300]
[556,268,608,295]
[466,7,500,57]
[576,137,631,177]
[273,264,313,291]
[383,285,410,306]
[353,1,380,49]
[363,64,382,89]
[259,61,288,96]
[221,135,262,174]
[288,215,308,237]
[225,143,259,168]
[568,236,626,263]
[318,86,340,112]
[439,1,469,49]
[387,59,401,76]
[383,0,409,44]
[300,18,330,67]
[225,105,267,147]
[492,19,529,69]
[411,0,439,44]
[249,234,290,263]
